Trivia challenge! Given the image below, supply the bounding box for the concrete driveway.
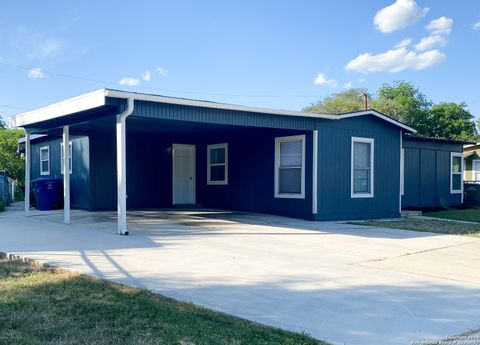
[1,203,480,345]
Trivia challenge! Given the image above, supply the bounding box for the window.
[60,141,73,174]
[40,146,50,175]
[351,137,374,198]
[207,143,228,185]
[451,152,463,193]
[275,135,305,198]
[473,160,480,181]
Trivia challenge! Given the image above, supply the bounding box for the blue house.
[12,89,417,234]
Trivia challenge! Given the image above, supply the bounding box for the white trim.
[312,130,318,214]
[450,152,463,194]
[39,145,50,175]
[351,137,374,198]
[60,141,73,174]
[9,89,106,128]
[172,144,196,205]
[274,134,306,199]
[207,143,228,185]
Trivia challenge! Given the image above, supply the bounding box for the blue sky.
[1,0,480,121]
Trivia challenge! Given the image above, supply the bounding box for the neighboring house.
[463,143,480,182]
[402,135,465,209]
[7,89,460,233]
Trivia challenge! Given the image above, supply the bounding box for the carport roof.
[9,88,416,132]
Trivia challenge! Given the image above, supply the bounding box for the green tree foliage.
[303,81,477,141]
[303,88,370,114]
[0,121,25,183]
[0,115,6,129]
[425,102,477,141]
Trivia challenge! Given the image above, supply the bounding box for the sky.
[1,0,480,122]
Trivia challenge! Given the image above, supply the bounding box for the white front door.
[172,144,196,204]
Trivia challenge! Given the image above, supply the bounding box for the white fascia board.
[337,110,417,133]
[104,89,338,120]
[9,89,107,128]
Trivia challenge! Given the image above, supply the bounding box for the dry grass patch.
[352,219,480,237]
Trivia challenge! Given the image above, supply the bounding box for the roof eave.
[8,89,107,128]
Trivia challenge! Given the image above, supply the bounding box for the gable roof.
[9,88,416,133]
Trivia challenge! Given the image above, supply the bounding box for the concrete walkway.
[1,203,480,345]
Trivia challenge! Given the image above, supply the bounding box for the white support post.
[399,131,403,214]
[115,98,134,235]
[63,126,70,224]
[116,114,128,235]
[312,130,318,215]
[24,133,30,217]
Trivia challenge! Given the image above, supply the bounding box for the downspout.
[116,98,134,235]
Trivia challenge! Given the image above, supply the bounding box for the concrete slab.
[1,203,480,345]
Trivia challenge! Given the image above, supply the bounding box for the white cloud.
[156,65,167,76]
[141,70,151,81]
[358,78,366,83]
[345,47,446,73]
[28,39,62,59]
[415,35,447,51]
[119,77,140,86]
[27,67,44,79]
[314,73,338,87]
[343,81,353,89]
[394,38,412,48]
[426,16,453,35]
[374,0,429,33]
[472,21,480,31]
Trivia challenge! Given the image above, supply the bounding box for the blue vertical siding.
[88,126,313,218]
[29,136,90,209]
[315,115,402,220]
[402,138,463,208]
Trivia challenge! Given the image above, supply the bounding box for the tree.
[303,81,478,141]
[426,102,477,141]
[302,88,370,114]
[373,81,432,134]
[0,127,24,183]
[0,115,6,129]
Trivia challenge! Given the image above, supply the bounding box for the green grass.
[352,219,480,237]
[0,258,328,345]
[425,208,480,223]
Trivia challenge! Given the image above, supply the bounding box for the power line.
[0,61,322,99]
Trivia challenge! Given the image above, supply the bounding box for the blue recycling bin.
[31,178,63,211]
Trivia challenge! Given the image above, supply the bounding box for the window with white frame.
[472,159,480,181]
[451,152,463,193]
[351,137,374,198]
[207,143,228,184]
[275,135,305,198]
[40,146,50,175]
[60,141,73,174]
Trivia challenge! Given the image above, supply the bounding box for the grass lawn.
[352,219,480,237]
[0,258,328,345]
[425,208,480,223]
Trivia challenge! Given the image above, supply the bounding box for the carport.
[10,89,326,234]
